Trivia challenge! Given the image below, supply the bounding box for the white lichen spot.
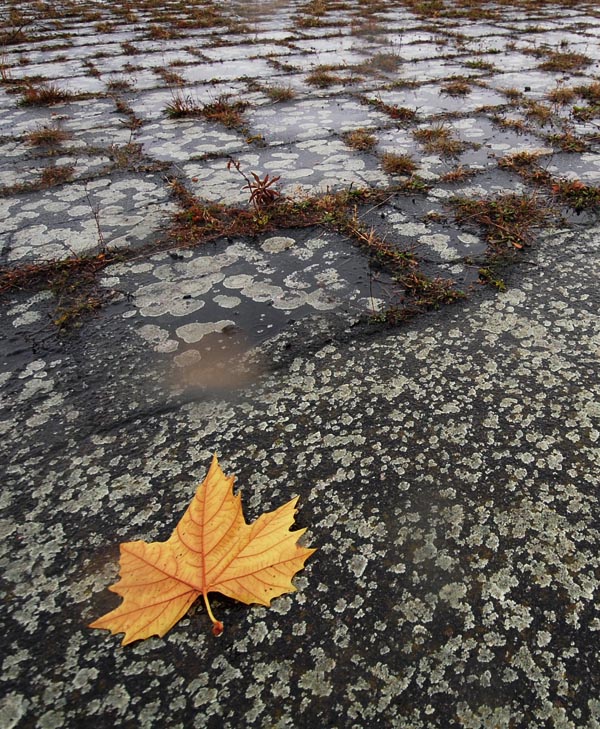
[262,236,295,253]
[176,320,235,344]
[213,295,241,309]
[348,554,368,578]
[439,582,467,610]
[0,693,29,729]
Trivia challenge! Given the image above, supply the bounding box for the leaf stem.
[203,591,224,636]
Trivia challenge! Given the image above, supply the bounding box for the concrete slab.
[1,1,599,727]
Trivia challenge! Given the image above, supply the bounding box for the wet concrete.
[1,1,599,727]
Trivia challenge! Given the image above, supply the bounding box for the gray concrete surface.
[1,1,599,727]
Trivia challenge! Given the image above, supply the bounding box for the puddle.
[449,116,545,149]
[100,230,389,358]
[444,116,551,170]
[428,168,531,200]
[360,198,486,288]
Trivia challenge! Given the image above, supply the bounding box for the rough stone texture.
[1,1,599,727]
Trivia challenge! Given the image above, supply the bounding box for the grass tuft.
[538,52,592,73]
[19,82,74,106]
[450,193,552,252]
[414,125,465,156]
[25,125,71,146]
[306,68,343,88]
[265,86,296,103]
[343,128,377,151]
[381,153,417,175]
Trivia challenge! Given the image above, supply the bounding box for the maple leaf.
[89,455,315,644]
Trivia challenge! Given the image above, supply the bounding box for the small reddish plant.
[227,158,282,211]
[551,178,600,212]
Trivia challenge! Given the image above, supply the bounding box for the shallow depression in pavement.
[99,229,391,358]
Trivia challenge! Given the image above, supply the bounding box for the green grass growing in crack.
[497,150,548,172]
[0,164,75,196]
[478,266,506,291]
[112,96,143,132]
[361,52,402,75]
[105,77,136,93]
[399,174,431,193]
[154,67,185,87]
[574,82,600,104]
[264,85,296,103]
[523,100,554,125]
[0,8,33,46]
[402,270,465,308]
[106,142,157,172]
[465,59,496,71]
[571,104,600,122]
[202,97,249,128]
[146,23,181,41]
[546,131,589,153]
[441,78,472,96]
[546,85,576,105]
[164,92,203,118]
[440,166,478,183]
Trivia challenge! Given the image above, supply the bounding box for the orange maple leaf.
[89,455,315,644]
